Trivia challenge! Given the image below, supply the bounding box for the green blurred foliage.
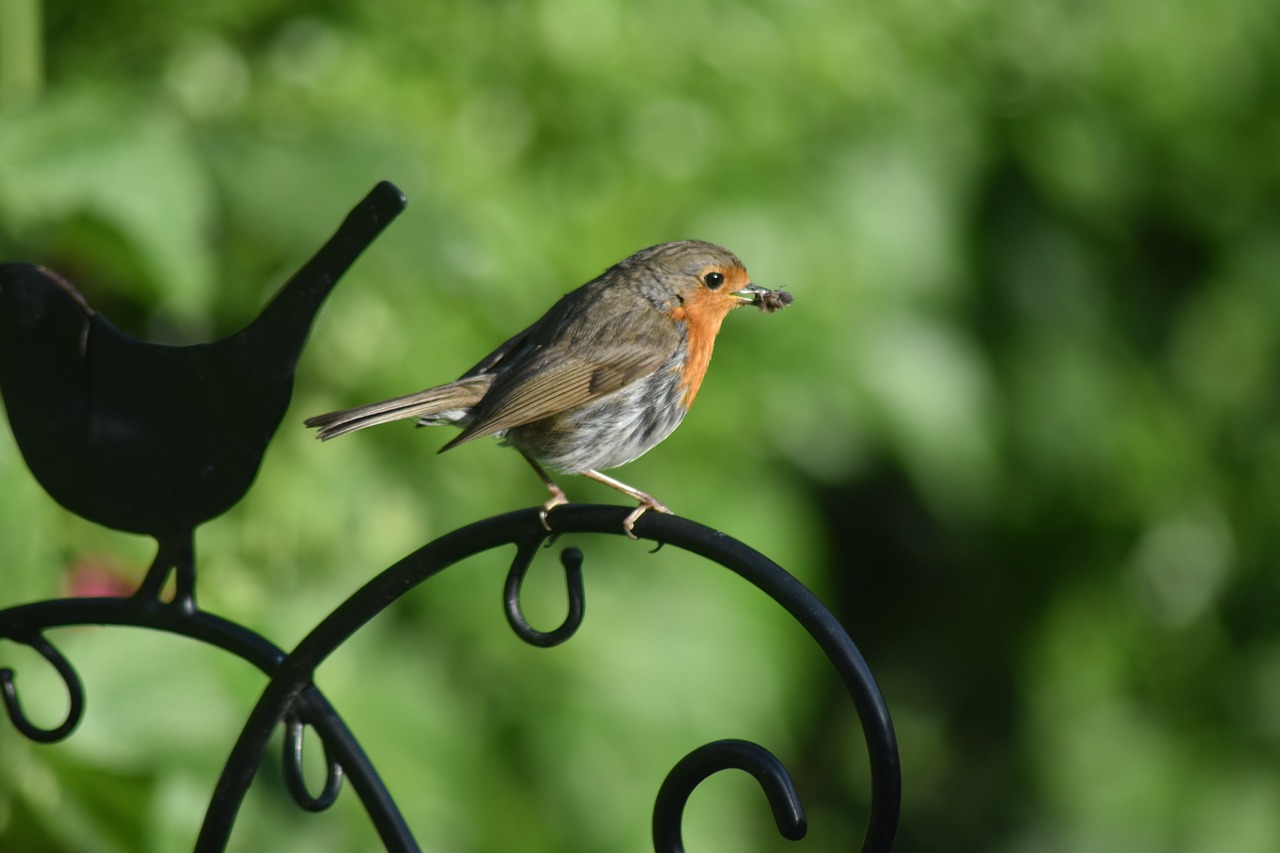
[1,0,1278,850]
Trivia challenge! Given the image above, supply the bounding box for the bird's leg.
[580,469,671,539]
[519,451,568,532]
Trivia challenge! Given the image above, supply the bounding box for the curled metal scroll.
[200,504,901,852]
[653,739,807,851]
[0,633,85,743]
[283,713,345,812]
[503,542,586,647]
[0,571,415,850]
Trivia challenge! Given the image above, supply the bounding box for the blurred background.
[1,0,1277,850]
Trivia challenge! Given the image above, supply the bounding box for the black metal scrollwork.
[283,713,345,812]
[0,507,900,852]
[504,542,587,647]
[196,505,900,852]
[0,586,415,846]
[0,632,85,743]
[653,739,807,852]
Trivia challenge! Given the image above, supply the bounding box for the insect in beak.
[734,283,793,313]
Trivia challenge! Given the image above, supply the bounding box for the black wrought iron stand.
[0,182,901,851]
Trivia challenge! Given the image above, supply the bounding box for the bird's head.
[620,241,768,330]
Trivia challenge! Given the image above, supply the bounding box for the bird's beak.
[732,282,768,304]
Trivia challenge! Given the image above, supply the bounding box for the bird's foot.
[576,469,672,539]
[622,497,672,539]
[538,487,569,532]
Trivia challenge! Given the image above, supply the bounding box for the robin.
[305,240,790,537]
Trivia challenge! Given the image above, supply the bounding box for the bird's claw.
[622,499,672,539]
[538,492,569,532]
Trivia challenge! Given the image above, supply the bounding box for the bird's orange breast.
[668,290,735,408]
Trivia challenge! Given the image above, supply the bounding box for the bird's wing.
[456,325,538,378]
[441,331,677,450]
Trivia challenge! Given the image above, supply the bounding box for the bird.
[305,240,790,537]
[0,181,406,603]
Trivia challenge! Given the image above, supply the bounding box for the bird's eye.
[703,271,725,289]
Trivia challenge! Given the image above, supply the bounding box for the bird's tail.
[305,376,491,441]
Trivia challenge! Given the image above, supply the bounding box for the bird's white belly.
[503,368,687,473]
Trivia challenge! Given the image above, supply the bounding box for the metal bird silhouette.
[0,181,406,607]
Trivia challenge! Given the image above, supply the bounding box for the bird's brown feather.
[442,303,680,450]
[442,346,674,449]
[306,376,491,440]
